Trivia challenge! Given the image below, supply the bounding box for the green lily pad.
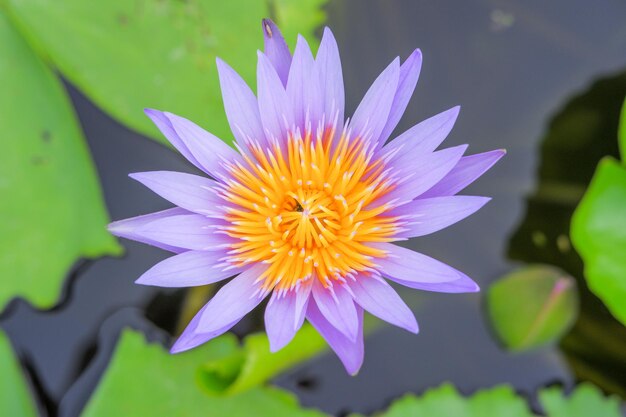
[80,329,326,417]
[364,383,621,417]
[0,11,121,310]
[5,0,327,145]
[487,265,579,351]
[571,158,626,326]
[375,384,532,417]
[0,331,38,417]
[539,383,622,417]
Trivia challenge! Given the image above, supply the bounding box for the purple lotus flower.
[109,19,503,374]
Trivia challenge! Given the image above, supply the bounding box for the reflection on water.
[1,0,626,416]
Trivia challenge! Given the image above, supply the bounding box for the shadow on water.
[1,0,626,416]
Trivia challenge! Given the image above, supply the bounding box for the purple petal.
[164,112,240,180]
[307,300,364,375]
[350,58,400,146]
[131,213,231,251]
[262,19,292,87]
[391,275,479,293]
[377,49,423,148]
[382,145,467,205]
[216,58,267,149]
[129,171,225,216]
[381,106,460,165]
[316,27,344,127]
[295,278,313,329]
[349,274,418,333]
[265,289,309,352]
[171,264,268,353]
[145,109,203,169]
[311,280,359,342]
[391,196,491,238]
[136,250,240,287]
[257,51,294,144]
[108,208,189,253]
[171,302,240,353]
[421,149,506,198]
[372,242,479,293]
[197,264,268,329]
[287,35,316,130]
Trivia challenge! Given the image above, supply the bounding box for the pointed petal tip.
[215,57,236,74]
[454,143,469,155]
[455,275,481,293]
[345,359,363,376]
[405,316,420,334]
[404,48,423,65]
[472,196,493,209]
[261,18,277,38]
[321,26,337,44]
[483,148,507,165]
[423,105,460,132]
[169,342,187,354]
[143,108,166,120]
[474,197,493,212]
[106,220,125,236]
[169,333,193,353]
[135,271,159,286]
[134,276,148,285]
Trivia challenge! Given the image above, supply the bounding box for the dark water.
[2,0,626,416]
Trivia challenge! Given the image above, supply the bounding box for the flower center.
[277,189,344,250]
[219,126,398,292]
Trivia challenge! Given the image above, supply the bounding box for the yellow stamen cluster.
[220,125,399,292]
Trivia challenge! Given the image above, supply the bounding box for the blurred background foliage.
[508,73,626,397]
[0,0,325,311]
[0,10,121,310]
[1,0,626,416]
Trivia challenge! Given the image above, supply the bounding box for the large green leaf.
[5,0,327,145]
[486,265,578,351]
[198,323,327,395]
[0,331,38,417]
[80,329,326,417]
[0,10,121,310]
[361,383,621,417]
[571,158,626,326]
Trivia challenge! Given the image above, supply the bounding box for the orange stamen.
[221,126,397,291]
